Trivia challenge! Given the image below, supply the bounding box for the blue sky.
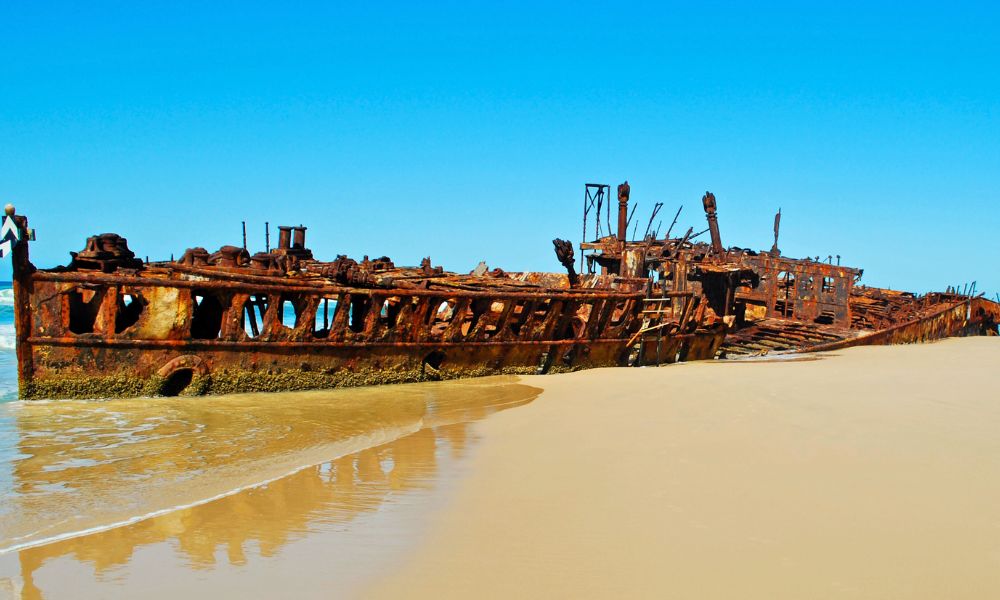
[2,2,998,297]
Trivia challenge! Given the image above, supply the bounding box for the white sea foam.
[0,324,14,351]
[0,287,14,353]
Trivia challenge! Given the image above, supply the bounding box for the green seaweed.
[23,375,148,400]
[20,357,616,401]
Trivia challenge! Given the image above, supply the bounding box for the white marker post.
[0,204,19,259]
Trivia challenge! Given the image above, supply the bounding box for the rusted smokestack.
[702,191,724,257]
[292,225,307,249]
[617,181,630,245]
[277,226,292,250]
[770,208,781,256]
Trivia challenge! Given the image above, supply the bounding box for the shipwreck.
[6,184,998,399]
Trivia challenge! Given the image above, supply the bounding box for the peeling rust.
[582,184,999,360]
[7,183,999,399]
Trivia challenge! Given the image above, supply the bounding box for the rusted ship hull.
[580,185,999,362]
[23,337,634,399]
[17,268,655,399]
[807,295,999,352]
[7,181,999,400]
[722,294,998,357]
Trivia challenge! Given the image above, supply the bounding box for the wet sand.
[373,338,1000,599]
[0,377,542,598]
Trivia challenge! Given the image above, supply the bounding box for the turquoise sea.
[0,284,15,402]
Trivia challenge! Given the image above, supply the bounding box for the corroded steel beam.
[34,271,640,301]
[11,180,1000,401]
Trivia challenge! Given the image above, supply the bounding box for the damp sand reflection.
[0,376,540,599]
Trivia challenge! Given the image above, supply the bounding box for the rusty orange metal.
[6,182,998,399]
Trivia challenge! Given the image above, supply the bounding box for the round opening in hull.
[160,368,194,397]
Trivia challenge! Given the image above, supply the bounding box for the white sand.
[373,338,1000,599]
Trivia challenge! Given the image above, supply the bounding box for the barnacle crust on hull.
[6,186,998,400]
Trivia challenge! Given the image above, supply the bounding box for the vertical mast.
[6,204,34,397]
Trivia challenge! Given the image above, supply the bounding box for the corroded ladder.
[630,292,695,366]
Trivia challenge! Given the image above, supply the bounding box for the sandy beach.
[2,338,999,598]
[373,338,1000,599]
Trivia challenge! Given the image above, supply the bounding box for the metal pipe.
[581,188,588,273]
[292,225,307,249]
[702,191,724,256]
[663,206,682,240]
[770,209,781,255]
[278,226,292,250]
[617,181,630,245]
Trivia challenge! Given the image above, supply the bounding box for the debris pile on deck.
[5,183,998,399]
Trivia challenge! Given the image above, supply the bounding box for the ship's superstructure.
[5,183,998,399]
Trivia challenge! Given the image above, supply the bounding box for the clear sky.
[2,2,998,297]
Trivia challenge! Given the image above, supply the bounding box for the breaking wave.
[0,324,14,351]
[0,286,14,355]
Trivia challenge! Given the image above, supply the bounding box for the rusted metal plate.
[579,183,1000,360]
[12,218,731,399]
[7,182,999,399]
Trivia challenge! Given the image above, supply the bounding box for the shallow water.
[0,375,540,598]
[0,281,542,597]
[0,286,18,402]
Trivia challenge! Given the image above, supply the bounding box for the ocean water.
[0,377,539,552]
[0,286,540,596]
[0,360,538,598]
[0,285,16,403]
